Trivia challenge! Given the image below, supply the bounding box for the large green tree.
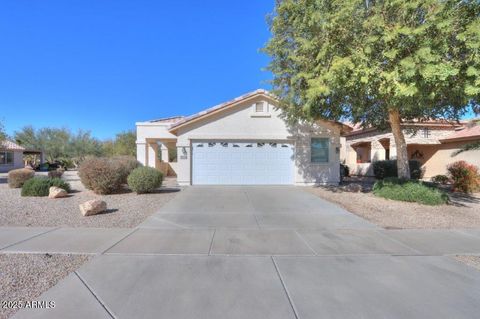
[264,0,480,178]
[102,130,136,157]
[14,126,103,162]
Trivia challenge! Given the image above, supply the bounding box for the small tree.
[264,0,480,179]
[113,130,136,157]
[0,120,6,143]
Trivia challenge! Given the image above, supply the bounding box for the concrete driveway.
[10,186,480,319]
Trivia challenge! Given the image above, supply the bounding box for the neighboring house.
[0,140,25,173]
[341,120,480,178]
[136,89,350,186]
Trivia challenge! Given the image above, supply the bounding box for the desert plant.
[111,156,141,184]
[373,177,448,206]
[127,167,163,194]
[431,175,450,185]
[340,163,350,178]
[373,160,423,180]
[21,177,70,197]
[8,168,35,188]
[78,157,124,194]
[48,168,65,179]
[447,161,480,193]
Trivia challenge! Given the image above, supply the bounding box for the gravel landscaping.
[307,185,480,229]
[455,255,480,270]
[0,171,180,228]
[0,253,91,319]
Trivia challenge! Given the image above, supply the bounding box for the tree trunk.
[388,109,410,179]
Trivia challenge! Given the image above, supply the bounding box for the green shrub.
[447,161,480,193]
[112,156,141,184]
[127,167,163,194]
[21,177,71,197]
[373,177,448,205]
[78,157,124,194]
[372,160,423,179]
[8,168,35,188]
[48,168,65,179]
[340,163,350,178]
[431,174,450,184]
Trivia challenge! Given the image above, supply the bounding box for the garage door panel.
[192,141,294,185]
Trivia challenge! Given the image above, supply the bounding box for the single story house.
[0,140,26,173]
[341,119,480,178]
[136,89,350,186]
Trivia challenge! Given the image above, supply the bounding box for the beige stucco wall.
[136,122,178,168]
[343,126,461,176]
[173,96,341,185]
[0,150,24,173]
[419,141,480,178]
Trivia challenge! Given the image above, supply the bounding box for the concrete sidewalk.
[3,186,480,319]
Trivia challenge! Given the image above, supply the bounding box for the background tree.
[67,130,104,161]
[14,126,103,163]
[113,130,136,156]
[264,0,480,178]
[0,120,6,143]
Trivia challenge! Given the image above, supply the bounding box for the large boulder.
[48,186,68,199]
[79,199,107,216]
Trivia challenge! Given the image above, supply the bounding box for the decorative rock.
[48,186,68,199]
[345,183,363,193]
[79,200,107,216]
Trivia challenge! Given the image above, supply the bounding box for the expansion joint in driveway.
[0,226,60,251]
[242,189,261,229]
[271,256,300,319]
[75,271,117,319]
[100,227,140,254]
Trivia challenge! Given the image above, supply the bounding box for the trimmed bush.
[21,177,71,197]
[447,161,480,193]
[340,163,350,178]
[8,168,35,188]
[372,160,423,179]
[373,177,448,205]
[127,167,163,194]
[48,168,65,179]
[78,157,124,194]
[431,174,450,185]
[111,156,141,184]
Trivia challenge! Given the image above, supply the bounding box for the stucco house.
[0,140,26,173]
[341,120,480,178]
[136,89,350,186]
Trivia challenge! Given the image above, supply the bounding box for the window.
[423,128,430,138]
[255,102,265,113]
[311,138,329,163]
[0,152,14,165]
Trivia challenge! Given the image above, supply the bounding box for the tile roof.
[169,89,271,130]
[149,116,185,124]
[441,123,480,142]
[0,140,25,151]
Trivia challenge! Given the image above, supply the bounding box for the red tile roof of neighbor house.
[0,140,25,151]
[441,122,480,142]
[344,119,465,136]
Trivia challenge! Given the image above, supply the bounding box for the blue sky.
[0,0,274,139]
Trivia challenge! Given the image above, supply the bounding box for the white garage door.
[192,141,294,185]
